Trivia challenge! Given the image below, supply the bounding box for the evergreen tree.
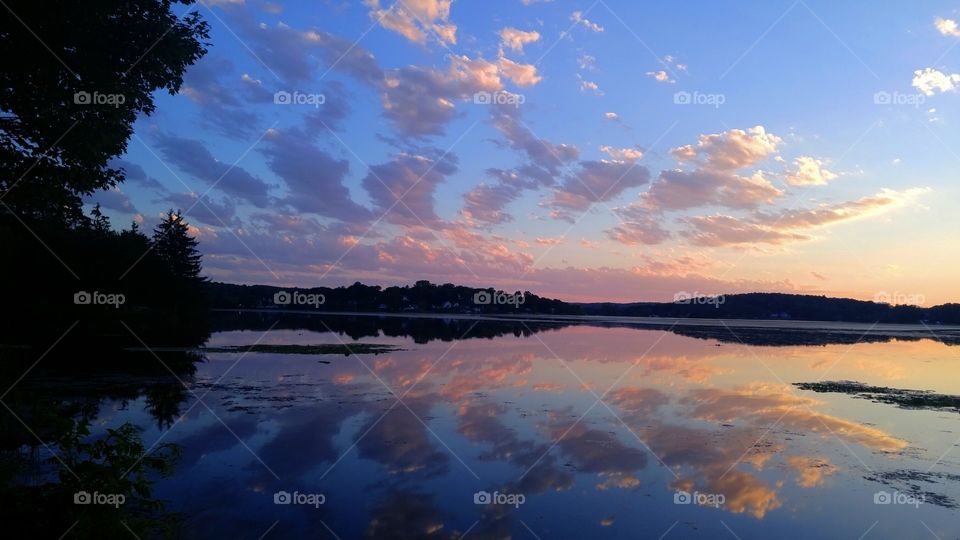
[152,210,202,281]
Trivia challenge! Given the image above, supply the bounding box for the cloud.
[260,129,371,223]
[364,0,457,45]
[87,187,138,214]
[606,204,670,245]
[671,126,782,172]
[180,57,263,139]
[535,237,563,245]
[109,159,165,192]
[461,165,558,226]
[912,67,960,96]
[154,134,271,208]
[492,108,579,172]
[497,56,543,87]
[645,70,675,84]
[935,17,960,37]
[300,80,352,133]
[785,156,838,186]
[752,188,929,229]
[683,215,810,247]
[662,54,687,72]
[499,27,540,53]
[644,169,784,211]
[642,127,785,212]
[165,191,237,227]
[382,54,503,136]
[551,159,651,211]
[571,10,604,32]
[604,111,620,121]
[578,75,603,95]
[362,151,459,225]
[462,180,523,224]
[683,188,931,246]
[600,145,643,161]
[236,18,383,85]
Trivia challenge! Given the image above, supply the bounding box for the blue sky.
[90,0,960,303]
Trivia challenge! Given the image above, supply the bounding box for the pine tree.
[152,210,203,281]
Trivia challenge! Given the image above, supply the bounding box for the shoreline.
[212,309,960,338]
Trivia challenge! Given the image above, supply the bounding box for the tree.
[152,210,202,281]
[89,203,111,234]
[0,0,209,223]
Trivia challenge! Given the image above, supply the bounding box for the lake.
[6,313,960,538]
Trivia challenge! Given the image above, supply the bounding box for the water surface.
[13,316,960,538]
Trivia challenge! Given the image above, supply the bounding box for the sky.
[89,0,960,304]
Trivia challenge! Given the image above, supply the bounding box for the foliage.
[0,417,181,538]
[0,0,209,223]
[0,205,210,350]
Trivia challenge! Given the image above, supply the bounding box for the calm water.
[16,316,960,538]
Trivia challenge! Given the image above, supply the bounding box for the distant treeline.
[208,282,960,325]
[206,280,581,315]
[581,292,960,324]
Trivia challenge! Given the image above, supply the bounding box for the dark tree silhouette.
[0,0,209,223]
[89,203,111,234]
[153,210,203,281]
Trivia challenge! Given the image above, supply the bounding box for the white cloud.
[498,56,542,86]
[645,70,675,84]
[578,74,603,95]
[364,0,457,45]
[912,67,960,96]
[499,27,540,53]
[785,156,838,186]
[604,112,619,121]
[671,126,782,171]
[935,17,960,37]
[571,11,604,33]
[600,145,643,161]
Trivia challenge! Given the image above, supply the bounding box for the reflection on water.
[4,316,960,538]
